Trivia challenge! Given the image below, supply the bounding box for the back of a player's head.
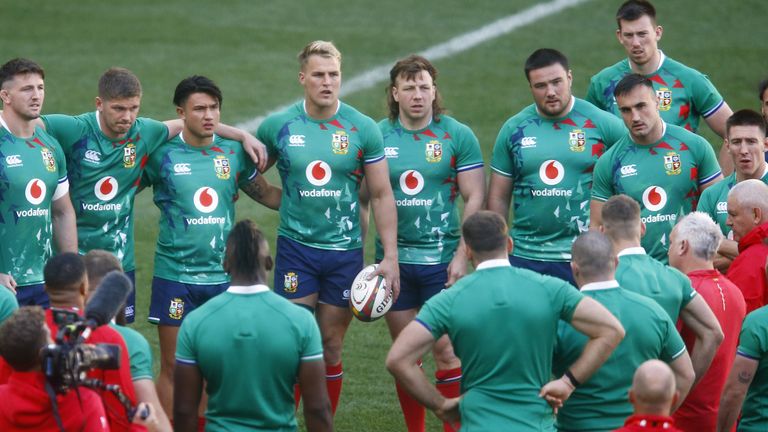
[0,58,44,89]
[629,360,677,415]
[98,67,142,101]
[571,231,616,280]
[726,109,767,138]
[524,48,569,82]
[601,195,642,241]
[462,211,509,260]
[387,55,444,122]
[173,75,222,108]
[84,249,123,292]
[729,179,768,219]
[613,73,654,100]
[0,306,48,372]
[759,78,768,103]
[616,0,656,28]
[44,252,87,297]
[673,212,723,261]
[298,40,342,69]
[225,219,272,282]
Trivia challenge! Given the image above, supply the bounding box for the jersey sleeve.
[676,269,698,310]
[236,146,259,188]
[0,288,18,324]
[694,136,722,186]
[585,78,607,111]
[139,118,171,155]
[256,116,281,160]
[175,319,198,365]
[659,310,687,362]
[41,114,86,153]
[52,138,70,200]
[489,120,516,178]
[416,290,454,340]
[591,149,615,202]
[736,310,768,360]
[454,123,484,172]
[298,307,324,362]
[552,280,584,323]
[696,185,718,222]
[690,73,725,118]
[129,334,154,381]
[361,117,385,164]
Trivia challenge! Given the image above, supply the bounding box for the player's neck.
[630,50,662,75]
[304,99,339,121]
[614,239,642,254]
[180,130,213,148]
[229,275,266,286]
[399,113,432,131]
[0,110,36,138]
[736,163,768,182]
[676,258,714,275]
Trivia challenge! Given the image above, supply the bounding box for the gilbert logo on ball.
[306,160,332,186]
[349,264,392,322]
[94,176,118,201]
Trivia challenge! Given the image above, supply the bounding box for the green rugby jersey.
[0,122,68,286]
[697,169,768,239]
[257,101,385,250]
[735,306,768,432]
[586,52,724,133]
[615,247,697,322]
[0,285,18,324]
[376,116,483,264]
[176,285,323,432]
[143,133,257,284]
[592,123,721,262]
[553,281,686,432]
[111,323,153,381]
[417,259,583,430]
[42,113,168,272]
[491,98,625,261]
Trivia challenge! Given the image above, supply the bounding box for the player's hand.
[0,273,17,294]
[435,396,461,430]
[538,377,575,414]
[132,402,165,432]
[445,253,467,287]
[241,134,268,172]
[370,256,400,303]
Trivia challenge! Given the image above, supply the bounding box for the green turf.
[3,0,767,430]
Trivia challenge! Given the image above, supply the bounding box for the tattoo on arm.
[241,179,264,201]
[738,370,753,384]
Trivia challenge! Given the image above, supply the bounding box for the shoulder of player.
[338,102,378,130]
[661,56,709,81]
[617,287,672,318]
[498,105,537,133]
[590,59,629,83]
[664,123,712,149]
[259,102,303,130]
[574,98,623,124]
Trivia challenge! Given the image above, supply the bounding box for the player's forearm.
[717,239,739,260]
[214,122,246,141]
[370,189,398,258]
[388,361,445,412]
[717,386,747,431]
[52,199,78,253]
[568,331,622,386]
[690,333,720,387]
[134,380,172,432]
[241,176,281,210]
[303,405,334,432]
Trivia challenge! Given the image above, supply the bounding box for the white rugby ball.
[349,264,392,322]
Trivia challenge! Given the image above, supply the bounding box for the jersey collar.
[302,99,341,118]
[581,280,620,292]
[475,258,512,271]
[0,113,10,133]
[227,284,270,294]
[617,246,647,257]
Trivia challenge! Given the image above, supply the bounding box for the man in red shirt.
[0,306,109,431]
[725,179,768,313]
[615,360,683,432]
[668,212,746,430]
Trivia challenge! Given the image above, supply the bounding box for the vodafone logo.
[642,186,668,212]
[94,176,118,201]
[193,187,219,213]
[25,178,46,205]
[539,160,565,186]
[306,160,332,186]
[399,170,424,196]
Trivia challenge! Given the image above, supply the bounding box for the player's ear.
[655,25,663,41]
[506,236,514,254]
[264,256,274,272]
[176,106,184,119]
[639,221,647,238]
[95,97,103,111]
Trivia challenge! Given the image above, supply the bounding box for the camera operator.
[0,306,109,431]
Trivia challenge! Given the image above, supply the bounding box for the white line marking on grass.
[235,0,591,132]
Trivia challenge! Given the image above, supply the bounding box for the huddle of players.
[1,0,768,430]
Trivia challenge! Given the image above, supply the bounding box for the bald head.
[727,179,768,241]
[629,360,677,415]
[571,231,616,285]
[601,195,642,243]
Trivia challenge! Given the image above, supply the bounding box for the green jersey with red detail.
[0,121,68,286]
[376,116,483,264]
[592,123,721,262]
[586,52,724,133]
[42,112,168,272]
[257,101,385,250]
[142,133,257,284]
[491,97,626,261]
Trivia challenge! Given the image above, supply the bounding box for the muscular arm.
[717,354,758,432]
[699,174,724,193]
[240,175,281,210]
[173,363,204,432]
[714,238,738,272]
[486,173,512,219]
[680,295,724,387]
[364,160,400,299]
[446,168,486,286]
[52,193,78,253]
[668,349,695,410]
[540,297,624,408]
[358,181,370,248]
[386,322,461,426]
[299,360,333,432]
[133,380,172,432]
[589,200,604,230]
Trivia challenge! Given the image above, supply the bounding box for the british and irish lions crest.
[168,298,184,320]
[425,140,442,163]
[664,151,681,176]
[569,129,586,152]
[40,148,56,172]
[214,156,231,180]
[284,272,298,293]
[332,131,349,155]
[123,143,136,168]
[656,88,672,112]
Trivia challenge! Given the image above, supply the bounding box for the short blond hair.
[298,40,341,68]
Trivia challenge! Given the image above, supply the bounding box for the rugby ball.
[349,264,392,322]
